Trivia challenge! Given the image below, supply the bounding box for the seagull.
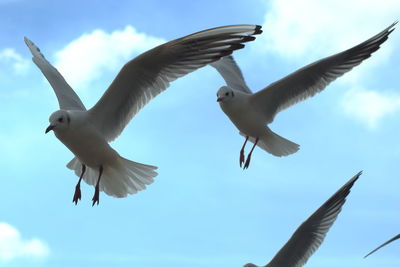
[364,233,400,258]
[25,25,262,205]
[211,22,396,169]
[243,171,362,267]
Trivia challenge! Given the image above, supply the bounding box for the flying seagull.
[243,171,362,267]
[364,233,400,258]
[25,24,262,205]
[211,22,396,169]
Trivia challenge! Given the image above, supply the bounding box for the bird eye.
[225,92,229,96]
[58,117,63,123]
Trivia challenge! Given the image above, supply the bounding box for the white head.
[216,86,235,103]
[45,110,71,134]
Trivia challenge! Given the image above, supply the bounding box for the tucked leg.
[240,136,249,167]
[72,164,86,205]
[243,137,259,169]
[92,166,103,206]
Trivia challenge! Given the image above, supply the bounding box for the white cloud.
[341,87,400,129]
[258,0,400,128]
[54,25,165,90]
[0,223,49,261]
[0,48,30,75]
[261,0,400,59]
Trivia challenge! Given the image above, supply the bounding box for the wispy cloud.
[54,25,165,90]
[341,87,400,129]
[0,222,49,261]
[0,48,30,75]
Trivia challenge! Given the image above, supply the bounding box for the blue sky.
[0,0,399,266]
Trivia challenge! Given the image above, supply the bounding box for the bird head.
[46,110,71,134]
[216,86,235,103]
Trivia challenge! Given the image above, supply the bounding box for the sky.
[0,0,399,266]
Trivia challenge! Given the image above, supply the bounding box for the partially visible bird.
[243,171,362,267]
[364,233,400,258]
[211,22,396,169]
[25,24,262,205]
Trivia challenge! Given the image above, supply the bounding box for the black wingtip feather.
[242,36,256,42]
[230,43,245,50]
[254,25,263,34]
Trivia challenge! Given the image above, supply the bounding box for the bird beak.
[217,97,223,102]
[45,125,55,134]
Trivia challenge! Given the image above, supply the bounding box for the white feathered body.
[219,90,300,157]
[219,92,267,138]
[54,111,118,168]
[52,110,157,198]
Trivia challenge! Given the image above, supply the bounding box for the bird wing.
[24,37,86,111]
[263,171,362,267]
[250,22,396,123]
[364,233,400,258]
[210,55,252,93]
[88,25,262,141]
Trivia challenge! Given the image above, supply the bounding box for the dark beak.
[217,97,222,102]
[45,125,55,134]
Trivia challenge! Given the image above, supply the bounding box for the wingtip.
[344,171,362,190]
[254,25,263,35]
[364,233,400,259]
[387,21,398,34]
[23,36,31,45]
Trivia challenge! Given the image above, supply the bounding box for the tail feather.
[67,156,158,198]
[240,128,299,157]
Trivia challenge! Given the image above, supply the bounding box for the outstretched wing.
[263,171,362,267]
[251,22,396,123]
[24,37,86,110]
[364,233,400,258]
[88,25,262,141]
[210,55,252,93]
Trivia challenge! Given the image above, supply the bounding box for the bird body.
[26,24,262,204]
[219,91,266,137]
[50,110,117,168]
[212,22,396,168]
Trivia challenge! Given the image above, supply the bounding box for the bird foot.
[72,185,81,205]
[243,155,251,169]
[92,188,100,206]
[240,150,245,167]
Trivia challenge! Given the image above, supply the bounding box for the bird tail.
[67,156,158,198]
[240,128,299,157]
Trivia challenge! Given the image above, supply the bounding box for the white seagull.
[364,233,400,258]
[211,22,396,169]
[244,171,362,267]
[25,25,262,205]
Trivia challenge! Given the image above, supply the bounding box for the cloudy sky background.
[0,0,399,266]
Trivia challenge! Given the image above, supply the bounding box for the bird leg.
[72,164,86,205]
[243,137,258,169]
[240,136,249,167]
[92,166,103,206]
